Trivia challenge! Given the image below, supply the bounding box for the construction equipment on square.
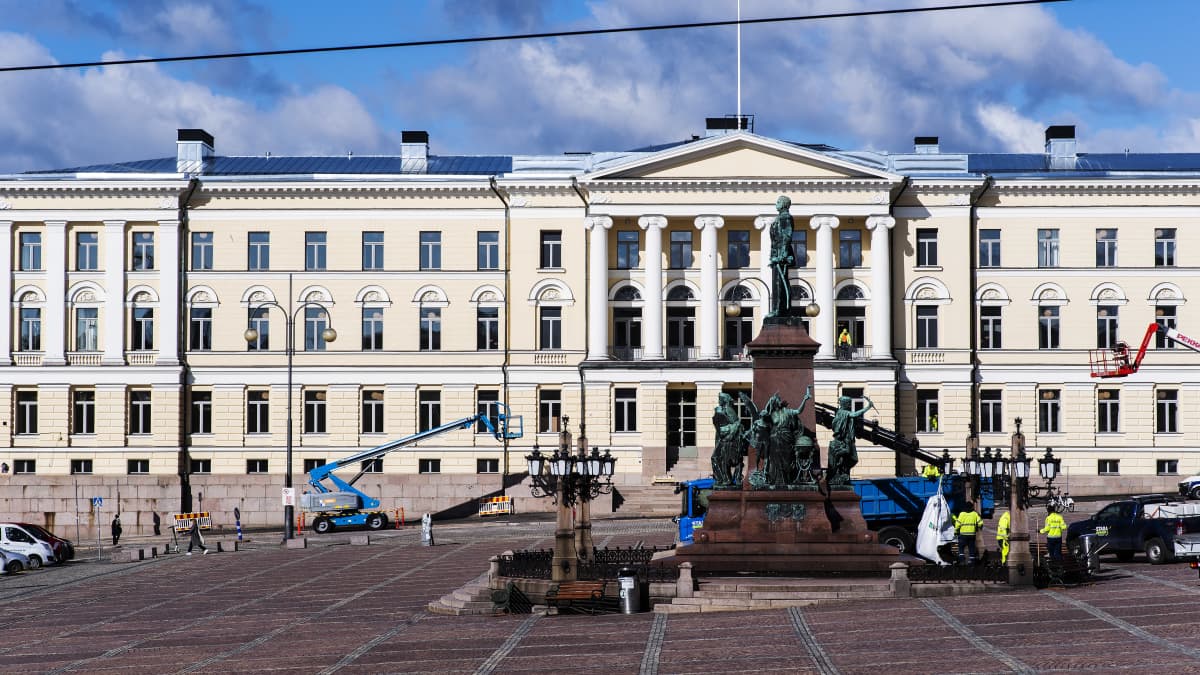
[1089,323,1200,378]
[478,496,514,517]
[173,512,212,533]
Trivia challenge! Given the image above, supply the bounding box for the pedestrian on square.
[996,510,1011,564]
[954,501,982,564]
[1041,505,1067,560]
[111,516,122,546]
[186,519,208,555]
[152,512,161,537]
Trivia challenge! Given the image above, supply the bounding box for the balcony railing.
[13,352,43,366]
[665,347,698,361]
[533,351,568,366]
[610,346,644,361]
[68,351,102,366]
[834,345,873,361]
[908,350,945,364]
[126,351,158,366]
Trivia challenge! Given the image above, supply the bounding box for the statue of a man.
[827,395,874,487]
[740,387,812,488]
[767,195,794,317]
[711,392,745,486]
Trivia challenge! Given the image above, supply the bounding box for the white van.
[0,524,55,569]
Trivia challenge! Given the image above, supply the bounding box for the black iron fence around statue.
[499,545,679,582]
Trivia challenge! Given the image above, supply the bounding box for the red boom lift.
[1090,323,1200,378]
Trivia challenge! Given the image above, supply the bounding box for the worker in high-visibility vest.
[837,328,852,360]
[1041,505,1067,560]
[954,502,983,565]
[996,510,1011,564]
[922,464,941,479]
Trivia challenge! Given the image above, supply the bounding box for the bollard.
[421,513,434,546]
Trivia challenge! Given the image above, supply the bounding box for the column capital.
[637,215,667,231]
[584,215,613,231]
[866,215,896,231]
[809,215,840,231]
[753,215,774,230]
[694,215,724,231]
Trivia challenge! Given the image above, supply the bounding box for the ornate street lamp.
[939,448,955,476]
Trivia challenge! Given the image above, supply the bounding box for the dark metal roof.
[29,154,512,176]
[969,153,1200,174]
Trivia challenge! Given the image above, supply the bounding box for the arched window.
[614,286,642,302]
[667,286,695,302]
[836,285,864,301]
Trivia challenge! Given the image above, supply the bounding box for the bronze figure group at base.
[712,390,873,490]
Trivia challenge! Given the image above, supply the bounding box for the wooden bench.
[544,581,619,615]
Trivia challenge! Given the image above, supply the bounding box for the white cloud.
[975,103,1044,153]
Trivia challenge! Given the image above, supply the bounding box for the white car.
[0,547,30,574]
[0,524,55,569]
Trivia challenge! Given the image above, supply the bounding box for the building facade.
[1,122,1197,531]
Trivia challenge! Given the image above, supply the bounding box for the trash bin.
[1079,534,1100,575]
[618,567,642,614]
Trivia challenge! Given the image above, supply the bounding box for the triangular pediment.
[584,132,898,182]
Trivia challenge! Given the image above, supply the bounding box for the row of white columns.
[0,219,180,367]
[585,212,895,362]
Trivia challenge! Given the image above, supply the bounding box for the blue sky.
[0,0,1197,173]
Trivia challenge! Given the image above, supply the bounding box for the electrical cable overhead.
[0,0,1068,74]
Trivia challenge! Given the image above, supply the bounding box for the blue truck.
[674,474,993,554]
[1066,494,1200,564]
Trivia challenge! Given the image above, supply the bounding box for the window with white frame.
[19,232,42,271]
[189,307,212,351]
[190,390,212,435]
[477,306,499,350]
[71,459,93,475]
[539,389,561,433]
[791,229,808,267]
[1095,228,1117,267]
[1155,228,1176,267]
[917,390,939,433]
[539,306,562,349]
[1039,306,1060,349]
[419,307,441,350]
[1155,306,1178,348]
[247,306,269,351]
[979,389,1002,433]
[980,306,1001,349]
[131,307,154,351]
[191,231,214,270]
[304,306,331,351]
[916,229,938,267]
[1037,229,1059,267]
[76,231,99,271]
[75,307,98,351]
[1156,389,1178,434]
[73,389,95,435]
[614,387,638,432]
[303,390,327,434]
[477,458,500,474]
[190,458,212,474]
[132,232,155,270]
[303,459,326,473]
[726,230,750,268]
[839,230,862,267]
[247,390,269,433]
[616,231,639,269]
[1097,389,1120,433]
[669,231,692,269]
[916,305,938,349]
[419,390,441,432]
[15,390,37,435]
[1096,305,1119,349]
[248,232,270,270]
[1157,459,1179,475]
[362,389,384,434]
[540,230,563,268]
[13,459,35,474]
[362,307,383,351]
[362,231,384,271]
[419,459,441,474]
[979,229,1000,267]
[127,459,150,474]
[19,307,41,351]
[129,390,151,434]
[478,231,500,270]
[419,231,441,270]
[247,459,269,474]
[361,458,383,473]
[305,231,327,271]
[1039,389,1061,433]
[1097,459,1119,476]
[476,389,499,433]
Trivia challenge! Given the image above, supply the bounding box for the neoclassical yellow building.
[1,122,1196,528]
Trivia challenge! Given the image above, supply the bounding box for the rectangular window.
[1157,459,1179,476]
[979,229,1001,267]
[304,390,327,434]
[916,390,939,433]
[1156,306,1178,349]
[614,387,638,432]
[362,307,383,351]
[190,458,212,474]
[1097,306,1119,349]
[616,231,639,269]
[419,231,442,270]
[979,390,1003,434]
[1039,306,1060,349]
[127,459,150,475]
[13,459,35,474]
[1155,228,1176,267]
[247,390,269,434]
[539,306,562,349]
[361,458,383,473]
[791,229,808,267]
[189,307,212,351]
[1095,228,1117,267]
[613,308,642,359]
[1098,459,1119,476]
[76,232,99,271]
[362,231,384,270]
[420,307,441,351]
[70,459,93,475]
[539,389,562,433]
[726,230,750,268]
[129,390,151,434]
[132,307,154,350]
[477,231,500,270]
[916,305,938,349]
[19,232,42,271]
[419,390,441,432]
[73,389,96,435]
[540,231,562,268]
[247,459,269,474]
[838,230,862,267]
[304,307,331,351]
[248,232,270,271]
[15,390,38,435]
[477,307,499,350]
[979,306,1002,350]
[1039,389,1061,433]
[248,307,269,351]
[419,458,441,474]
[132,232,155,270]
[303,458,326,473]
[75,307,98,351]
[669,231,693,269]
[191,232,214,270]
[916,228,938,267]
[1037,228,1059,268]
[476,390,499,433]
[305,231,327,271]
[190,390,212,435]
[1097,389,1120,433]
[477,458,500,474]
[19,308,41,351]
[362,389,384,434]
[1156,389,1178,434]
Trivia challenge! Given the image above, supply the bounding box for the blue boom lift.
[301,404,522,533]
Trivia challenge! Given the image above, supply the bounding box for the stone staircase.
[427,572,498,616]
[611,458,704,517]
[653,577,896,614]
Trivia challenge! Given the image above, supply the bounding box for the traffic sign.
[92,496,103,508]
[282,487,296,506]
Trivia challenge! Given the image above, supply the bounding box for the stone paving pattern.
[1,513,1199,674]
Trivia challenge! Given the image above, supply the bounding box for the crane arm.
[1161,325,1200,355]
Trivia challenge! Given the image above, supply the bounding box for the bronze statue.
[711,392,746,486]
[740,387,813,488]
[827,395,874,487]
[767,195,795,318]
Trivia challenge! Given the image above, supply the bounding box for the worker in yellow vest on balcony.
[837,328,852,360]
